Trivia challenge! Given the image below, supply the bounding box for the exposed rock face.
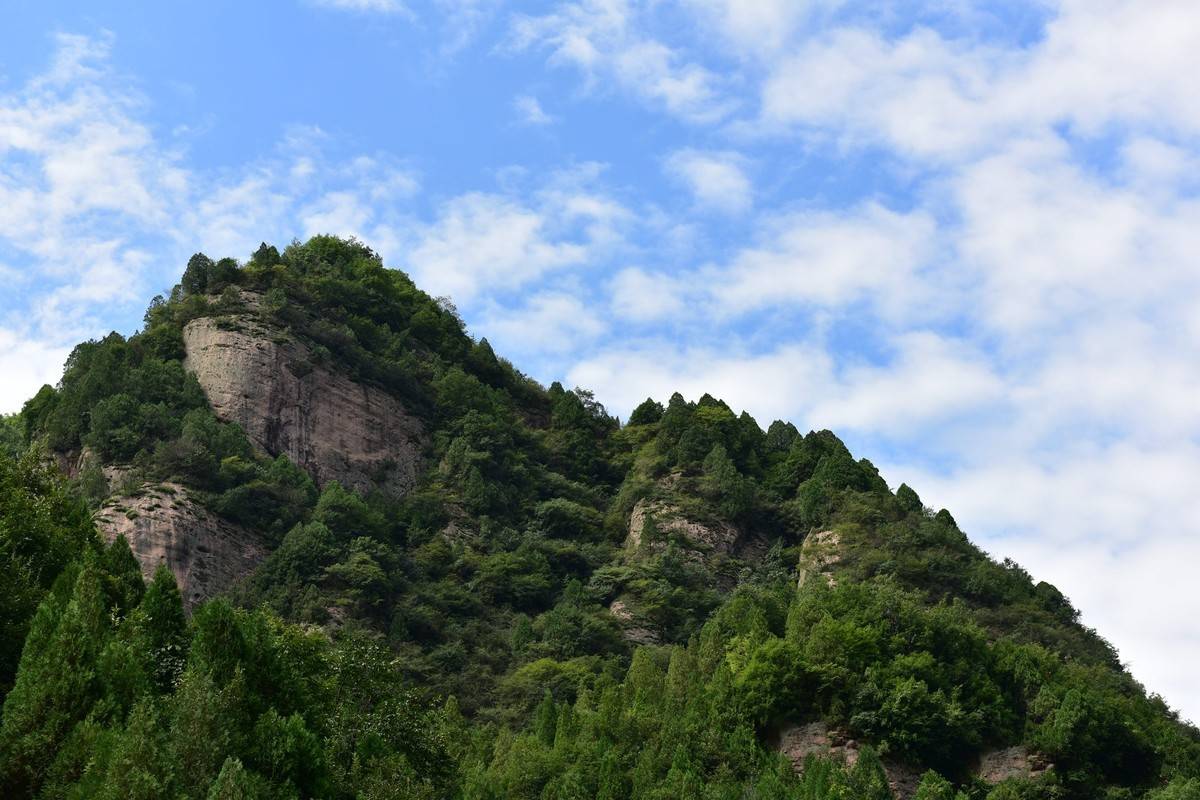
[976,745,1051,784]
[618,497,771,629]
[777,722,922,799]
[777,722,859,769]
[54,447,133,488]
[626,498,741,553]
[609,598,661,645]
[798,529,842,588]
[94,483,266,610]
[778,724,1051,795]
[182,302,427,497]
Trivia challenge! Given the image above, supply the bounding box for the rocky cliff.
[182,295,428,497]
[606,494,773,644]
[88,293,431,608]
[797,528,842,588]
[775,722,1050,799]
[93,482,266,610]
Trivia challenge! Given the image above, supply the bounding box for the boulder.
[777,721,923,799]
[609,598,661,645]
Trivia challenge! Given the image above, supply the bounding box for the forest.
[1,236,1198,799]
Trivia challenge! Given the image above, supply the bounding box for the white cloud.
[308,0,407,13]
[0,32,185,339]
[609,267,688,322]
[757,1,1200,161]
[710,203,937,317]
[759,27,1004,159]
[568,331,1002,442]
[0,331,71,411]
[950,136,1200,338]
[664,148,752,214]
[514,94,555,125]
[605,196,936,328]
[568,342,833,425]
[684,0,837,56]
[1017,0,1200,137]
[479,291,607,356]
[402,190,618,303]
[808,333,1003,437]
[510,0,735,123]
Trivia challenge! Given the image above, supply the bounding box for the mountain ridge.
[1,235,1197,799]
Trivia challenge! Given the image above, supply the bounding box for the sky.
[2,0,1199,720]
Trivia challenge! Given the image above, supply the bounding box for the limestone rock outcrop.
[182,300,427,497]
[797,529,842,588]
[776,722,922,799]
[976,745,1052,783]
[777,722,1051,795]
[626,498,741,553]
[94,483,266,610]
[608,598,661,646]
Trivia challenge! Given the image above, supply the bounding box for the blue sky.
[3,0,1200,720]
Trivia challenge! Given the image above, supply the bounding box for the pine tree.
[101,535,146,615]
[131,564,189,693]
[170,666,249,798]
[207,757,268,800]
[845,747,894,800]
[535,689,558,747]
[0,560,110,797]
[181,253,214,295]
[92,700,176,800]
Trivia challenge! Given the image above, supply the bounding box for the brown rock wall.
[976,745,1051,783]
[94,483,266,610]
[182,306,426,497]
[797,529,842,588]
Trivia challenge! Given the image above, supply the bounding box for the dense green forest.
[2,237,1198,799]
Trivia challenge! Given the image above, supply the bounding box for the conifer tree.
[0,560,110,797]
[101,535,146,615]
[913,769,960,799]
[535,689,558,747]
[131,564,189,693]
[207,756,269,800]
[91,700,176,800]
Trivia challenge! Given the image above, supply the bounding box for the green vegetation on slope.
[2,236,1198,799]
[0,534,451,799]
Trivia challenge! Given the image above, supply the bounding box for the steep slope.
[182,291,427,498]
[4,236,1199,800]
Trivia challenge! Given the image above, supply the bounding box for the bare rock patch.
[182,301,427,498]
[94,482,266,610]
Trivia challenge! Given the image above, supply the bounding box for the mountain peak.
[2,236,1197,800]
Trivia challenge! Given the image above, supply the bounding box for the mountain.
[1,236,1197,800]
